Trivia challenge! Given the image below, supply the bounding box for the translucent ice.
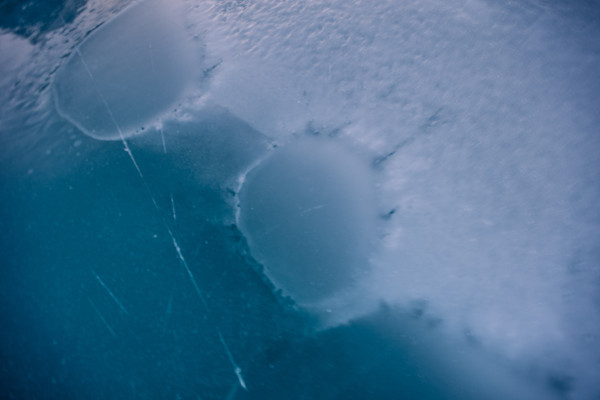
[52,0,201,141]
[238,137,377,306]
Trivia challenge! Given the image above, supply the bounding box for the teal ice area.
[52,0,201,140]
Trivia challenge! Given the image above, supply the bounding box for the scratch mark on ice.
[170,194,177,221]
[300,204,325,216]
[218,332,247,391]
[159,122,167,154]
[88,298,117,338]
[92,269,129,315]
[168,228,247,390]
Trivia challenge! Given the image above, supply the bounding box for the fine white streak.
[92,269,129,315]
[170,194,177,221]
[88,298,117,338]
[169,228,247,390]
[219,332,248,391]
[168,229,204,303]
[160,125,167,154]
[76,49,145,181]
[300,204,325,216]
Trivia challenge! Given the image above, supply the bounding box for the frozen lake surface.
[1,0,599,399]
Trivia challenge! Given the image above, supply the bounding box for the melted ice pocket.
[53,0,201,141]
[238,137,377,307]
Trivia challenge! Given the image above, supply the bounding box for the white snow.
[186,0,600,397]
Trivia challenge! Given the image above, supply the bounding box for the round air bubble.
[238,137,377,306]
[53,0,201,141]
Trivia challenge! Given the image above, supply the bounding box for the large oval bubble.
[238,137,378,307]
[52,0,201,141]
